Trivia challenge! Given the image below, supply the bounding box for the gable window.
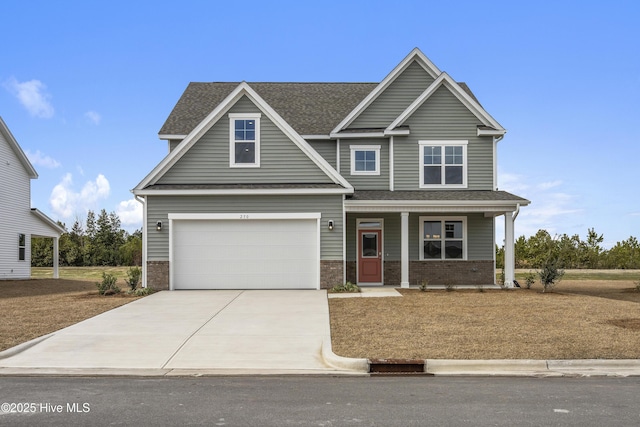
[350,145,380,175]
[419,141,467,188]
[229,113,261,167]
[18,233,26,261]
[419,217,466,260]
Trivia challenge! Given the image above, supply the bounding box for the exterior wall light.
[327,220,334,231]
[156,221,162,231]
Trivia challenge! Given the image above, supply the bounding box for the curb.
[426,359,556,377]
[321,337,369,373]
[0,333,54,360]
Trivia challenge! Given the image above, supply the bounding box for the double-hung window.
[420,217,466,260]
[350,145,380,175]
[419,141,467,188]
[229,113,261,167]
[18,233,26,261]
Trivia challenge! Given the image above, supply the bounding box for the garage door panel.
[172,218,318,290]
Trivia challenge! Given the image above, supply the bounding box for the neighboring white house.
[0,117,64,279]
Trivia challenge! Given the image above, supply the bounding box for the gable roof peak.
[0,116,38,178]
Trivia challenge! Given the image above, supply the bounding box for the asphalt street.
[1,376,639,426]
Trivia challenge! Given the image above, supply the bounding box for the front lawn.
[329,279,640,360]
[0,271,142,352]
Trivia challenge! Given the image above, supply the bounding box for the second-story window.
[229,113,261,167]
[350,145,381,175]
[419,141,467,188]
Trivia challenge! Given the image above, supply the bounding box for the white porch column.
[53,237,59,279]
[503,211,515,288]
[400,212,409,288]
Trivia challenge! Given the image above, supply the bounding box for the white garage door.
[170,214,320,290]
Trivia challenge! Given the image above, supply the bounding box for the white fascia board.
[301,135,331,140]
[329,132,386,139]
[330,48,441,134]
[169,212,321,220]
[477,128,506,137]
[386,73,506,133]
[133,187,354,196]
[383,129,410,136]
[158,134,187,140]
[0,116,38,178]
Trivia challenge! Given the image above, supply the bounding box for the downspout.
[135,195,147,288]
[512,203,520,221]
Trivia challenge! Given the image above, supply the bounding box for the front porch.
[343,190,529,288]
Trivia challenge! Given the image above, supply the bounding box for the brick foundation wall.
[346,260,494,286]
[320,260,343,289]
[147,261,169,290]
[409,260,494,286]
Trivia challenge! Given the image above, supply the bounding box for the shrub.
[419,280,429,292]
[125,266,142,291]
[444,282,455,292]
[538,258,564,293]
[96,272,121,295]
[132,287,155,296]
[524,271,536,289]
[330,282,360,293]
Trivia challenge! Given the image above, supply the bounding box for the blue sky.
[2,0,639,248]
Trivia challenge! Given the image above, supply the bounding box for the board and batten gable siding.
[394,85,494,190]
[307,140,337,169]
[346,213,493,262]
[157,96,333,185]
[0,131,32,279]
[339,140,389,190]
[146,194,344,261]
[349,61,435,129]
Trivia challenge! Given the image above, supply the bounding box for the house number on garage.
[239,214,249,219]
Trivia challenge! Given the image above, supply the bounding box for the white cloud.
[496,172,583,244]
[3,77,54,118]
[116,198,143,227]
[25,149,61,169]
[50,173,111,219]
[537,180,562,190]
[84,110,101,125]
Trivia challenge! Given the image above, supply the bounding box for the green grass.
[515,269,640,281]
[31,266,134,284]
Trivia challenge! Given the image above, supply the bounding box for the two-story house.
[133,48,529,290]
[1,117,65,279]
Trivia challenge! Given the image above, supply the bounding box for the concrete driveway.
[0,290,365,376]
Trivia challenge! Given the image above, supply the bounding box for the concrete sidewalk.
[0,290,365,376]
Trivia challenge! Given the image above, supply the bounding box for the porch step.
[368,358,432,375]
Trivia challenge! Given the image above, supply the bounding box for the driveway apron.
[0,290,338,374]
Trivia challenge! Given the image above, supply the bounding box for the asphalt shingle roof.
[348,190,530,203]
[159,82,378,137]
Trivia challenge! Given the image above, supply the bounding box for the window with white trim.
[18,233,26,261]
[419,141,467,188]
[229,113,261,167]
[419,217,466,260]
[350,145,380,175]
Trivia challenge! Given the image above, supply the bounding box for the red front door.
[358,229,382,283]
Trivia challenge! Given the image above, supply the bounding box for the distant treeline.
[32,209,142,267]
[497,228,640,269]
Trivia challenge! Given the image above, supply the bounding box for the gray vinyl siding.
[339,140,390,190]
[168,139,182,153]
[157,96,333,184]
[346,213,493,261]
[346,213,400,262]
[394,85,494,190]
[308,140,337,169]
[349,61,435,129]
[146,194,343,260]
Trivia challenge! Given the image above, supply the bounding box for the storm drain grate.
[369,359,432,375]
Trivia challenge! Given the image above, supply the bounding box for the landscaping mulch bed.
[329,280,640,360]
[0,279,140,352]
